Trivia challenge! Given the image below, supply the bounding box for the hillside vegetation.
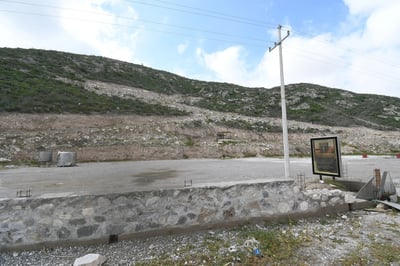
[1,47,399,130]
[1,48,400,163]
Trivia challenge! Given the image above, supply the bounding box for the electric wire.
[135,0,400,72]
[285,47,400,82]
[289,28,400,71]
[0,0,275,45]
[1,0,400,87]
[0,9,272,48]
[123,0,276,28]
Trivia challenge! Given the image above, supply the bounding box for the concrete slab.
[0,156,399,199]
[376,200,400,211]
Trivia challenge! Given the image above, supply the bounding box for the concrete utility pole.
[269,25,290,178]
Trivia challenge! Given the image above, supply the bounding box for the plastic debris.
[253,248,261,256]
[243,237,259,249]
[228,245,237,253]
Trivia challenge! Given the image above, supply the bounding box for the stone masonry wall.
[0,181,351,250]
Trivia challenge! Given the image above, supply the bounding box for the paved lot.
[0,156,399,199]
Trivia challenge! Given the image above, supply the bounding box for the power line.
[1,0,276,29]
[123,0,277,28]
[289,28,400,71]
[1,0,399,86]
[0,8,271,48]
[285,46,400,83]
[0,0,275,46]
[5,0,396,69]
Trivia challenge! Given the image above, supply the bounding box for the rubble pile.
[1,83,399,163]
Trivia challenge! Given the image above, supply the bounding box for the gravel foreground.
[1,209,400,266]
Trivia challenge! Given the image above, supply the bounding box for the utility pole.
[269,25,290,178]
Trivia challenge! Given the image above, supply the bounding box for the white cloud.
[277,34,347,84]
[197,1,400,97]
[1,0,399,98]
[343,0,396,16]
[59,0,140,62]
[0,1,66,50]
[196,46,250,85]
[0,0,140,62]
[177,42,188,55]
[363,2,400,49]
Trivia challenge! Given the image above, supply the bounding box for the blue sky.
[1,0,400,98]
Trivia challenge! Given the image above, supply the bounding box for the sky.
[1,0,400,98]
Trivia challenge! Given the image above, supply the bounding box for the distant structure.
[56,151,77,167]
[216,131,233,144]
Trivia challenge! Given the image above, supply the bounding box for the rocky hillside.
[0,48,399,163]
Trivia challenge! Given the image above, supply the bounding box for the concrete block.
[73,253,106,266]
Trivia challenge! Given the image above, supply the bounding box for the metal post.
[375,168,381,199]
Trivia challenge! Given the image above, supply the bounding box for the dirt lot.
[1,82,399,163]
[1,112,399,164]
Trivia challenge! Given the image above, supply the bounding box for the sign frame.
[310,136,342,177]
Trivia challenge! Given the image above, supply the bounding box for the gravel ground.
[1,208,400,266]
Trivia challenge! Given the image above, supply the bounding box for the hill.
[1,47,399,129]
[0,48,399,163]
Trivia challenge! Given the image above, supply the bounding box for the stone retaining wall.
[0,180,354,250]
